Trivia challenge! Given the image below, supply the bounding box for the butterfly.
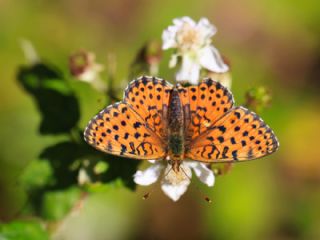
[84,76,279,172]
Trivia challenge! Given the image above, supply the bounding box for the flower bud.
[130,40,162,77]
[245,86,272,113]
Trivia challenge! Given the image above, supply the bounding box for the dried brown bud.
[210,163,233,176]
[69,50,104,82]
[130,40,162,78]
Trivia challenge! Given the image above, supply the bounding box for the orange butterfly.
[84,76,279,172]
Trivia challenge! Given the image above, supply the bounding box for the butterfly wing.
[84,102,167,160]
[178,79,234,143]
[124,76,172,140]
[186,106,279,162]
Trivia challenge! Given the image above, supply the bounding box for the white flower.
[134,160,215,202]
[162,16,228,84]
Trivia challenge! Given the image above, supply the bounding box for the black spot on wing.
[217,136,224,143]
[207,145,217,159]
[120,144,127,155]
[232,150,238,160]
[222,146,229,158]
[218,125,226,133]
[133,121,142,129]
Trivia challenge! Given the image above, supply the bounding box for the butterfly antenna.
[180,166,212,204]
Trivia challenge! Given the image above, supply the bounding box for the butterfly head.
[167,159,182,173]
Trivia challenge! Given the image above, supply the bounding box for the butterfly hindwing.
[124,76,172,140]
[84,102,166,160]
[178,79,234,143]
[187,106,279,162]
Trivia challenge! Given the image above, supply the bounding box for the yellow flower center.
[164,165,191,185]
[177,23,202,52]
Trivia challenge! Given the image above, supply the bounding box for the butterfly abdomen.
[167,87,185,162]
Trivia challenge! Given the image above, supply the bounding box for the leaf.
[39,137,140,190]
[78,155,140,190]
[99,156,140,190]
[21,139,92,219]
[41,187,81,221]
[0,220,49,240]
[17,62,80,135]
[93,161,109,175]
[39,140,93,190]
[19,160,53,191]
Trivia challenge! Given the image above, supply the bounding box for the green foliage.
[19,160,53,191]
[0,220,49,240]
[17,63,80,135]
[39,140,91,190]
[41,188,81,220]
[14,59,142,231]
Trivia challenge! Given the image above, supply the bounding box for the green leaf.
[19,160,53,191]
[93,161,109,174]
[99,156,140,190]
[39,140,94,190]
[80,156,140,190]
[40,138,140,190]
[18,140,95,218]
[41,187,81,221]
[17,62,80,135]
[0,220,49,240]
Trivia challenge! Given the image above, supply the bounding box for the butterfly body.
[84,76,279,168]
[167,86,185,172]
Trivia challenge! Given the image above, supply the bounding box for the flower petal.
[160,163,192,201]
[162,17,197,50]
[173,16,196,27]
[133,163,164,186]
[161,180,190,201]
[186,161,215,187]
[176,55,201,84]
[169,54,179,68]
[197,18,217,41]
[199,46,229,73]
[162,26,178,50]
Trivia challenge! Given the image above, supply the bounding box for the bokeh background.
[1,0,320,239]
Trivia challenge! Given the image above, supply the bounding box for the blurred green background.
[1,0,320,239]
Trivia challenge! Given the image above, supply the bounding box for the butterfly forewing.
[178,79,234,143]
[84,102,166,160]
[124,76,172,140]
[187,107,279,162]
